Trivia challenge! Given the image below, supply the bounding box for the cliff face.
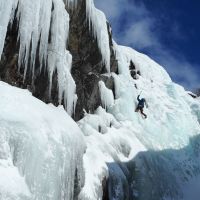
[67,0,118,120]
[0,0,118,121]
[1,1,200,200]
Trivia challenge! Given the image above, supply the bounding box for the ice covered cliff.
[0,0,200,200]
[0,81,85,200]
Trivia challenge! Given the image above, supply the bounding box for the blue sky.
[94,0,200,90]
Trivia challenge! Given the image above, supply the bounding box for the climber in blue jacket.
[135,95,148,118]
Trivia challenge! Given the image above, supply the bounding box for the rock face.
[0,0,118,121]
[67,0,118,120]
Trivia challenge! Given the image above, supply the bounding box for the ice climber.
[135,95,148,118]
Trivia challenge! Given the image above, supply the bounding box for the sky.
[94,0,200,91]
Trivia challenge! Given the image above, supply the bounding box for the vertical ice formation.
[86,0,110,72]
[65,0,110,72]
[0,0,76,116]
[65,0,78,8]
[99,81,114,109]
[66,0,111,72]
[0,82,85,200]
[0,0,17,58]
[47,0,76,116]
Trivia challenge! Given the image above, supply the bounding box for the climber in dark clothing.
[135,95,148,118]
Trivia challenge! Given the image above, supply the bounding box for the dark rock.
[129,60,140,80]
[67,0,118,120]
[188,92,197,98]
[129,60,136,70]
[102,177,109,200]
[105,161,139,200]
[107,22,118,74]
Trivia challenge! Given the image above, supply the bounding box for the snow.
[0,0,76,116]
[113,41,171,83]
[78,108,146,200]
[0,81,85,200]
[0,160,30,199]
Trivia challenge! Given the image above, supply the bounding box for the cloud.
[121,19,159,49]
[94,0,200,90]
[94,0,123,19]
[94,0,148,28]
[95,0,141,18]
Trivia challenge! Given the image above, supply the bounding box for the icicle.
[0,0,16,59]
[65,0,78,8]
[0,0,111,116]
[99,81,114,109]
[0,0,77,116]
[73,94,78,116]
[48,0,76,116]
[17,0,37,77]
[16,0,53,80]
[112,73,121,99]
[38,0,52,72]
[9,0,19,26]
[85,0,111,73]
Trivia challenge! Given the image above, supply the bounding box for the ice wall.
[78,42,200,200]
[112,44,200,150]
[0,82,85,200]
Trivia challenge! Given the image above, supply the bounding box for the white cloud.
[94,0,122,19]
[121,19,159,49]
[94,0,148,23]
[94,0,148,31]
